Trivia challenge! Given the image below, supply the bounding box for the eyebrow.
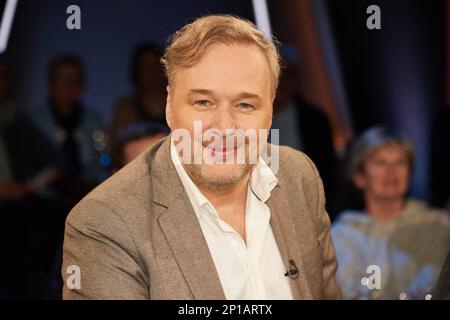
[188,89,262,101]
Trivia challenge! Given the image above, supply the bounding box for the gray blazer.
[62,136,341,299]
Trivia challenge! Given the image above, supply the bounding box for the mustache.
[200,135,249,149]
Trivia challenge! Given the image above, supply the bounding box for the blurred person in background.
[271,46,339,217]
[111,121,169,170]
[28,54,102,207]
[0,61,60,200]
[331,127,450,299]
[109,43,168,141]
[0,59,66,299]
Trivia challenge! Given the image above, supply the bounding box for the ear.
[165,86,174,130]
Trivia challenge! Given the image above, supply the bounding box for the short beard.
[183,163,254,193]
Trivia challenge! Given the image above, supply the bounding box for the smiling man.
[62,15,341,300]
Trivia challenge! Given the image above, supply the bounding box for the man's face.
[166,43,273,191]
[49,65,83,108]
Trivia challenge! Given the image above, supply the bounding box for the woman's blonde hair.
[161,14,281,98]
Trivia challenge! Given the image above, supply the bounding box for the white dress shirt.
[170,138,293,300]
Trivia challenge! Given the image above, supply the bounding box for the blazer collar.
[149,135,313,300]
[267,185,315,299]
[150,135,226,299]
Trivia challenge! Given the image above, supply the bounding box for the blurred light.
[251,0,272,38]
[92,129,105,142]
[99,154,112,167]
[0,0,18,53]
[312,0,353,145]
[94,141,107,152]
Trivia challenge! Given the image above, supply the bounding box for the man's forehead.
[187,88,263,101]
[173,44,271,98]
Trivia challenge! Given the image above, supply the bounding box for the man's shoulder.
[271,145,324,213]
[66,145,157,229]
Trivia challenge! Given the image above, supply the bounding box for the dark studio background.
[0,0,448,299]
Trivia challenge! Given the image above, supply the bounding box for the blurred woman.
[331,127,450,299]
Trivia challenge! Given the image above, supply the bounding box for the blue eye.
[195,100,211,107]
[238,103,254,110]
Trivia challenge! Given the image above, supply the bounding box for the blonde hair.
[161,14,281,98]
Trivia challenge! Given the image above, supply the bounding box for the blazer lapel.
[150,136,226,300]
[148,136,315,300]
[267,184,314,299]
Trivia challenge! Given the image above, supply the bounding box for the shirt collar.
[249,154,278,203]
[170,135,278,219]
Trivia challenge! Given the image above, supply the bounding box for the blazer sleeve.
[305,155,342,299]
[62,198,149,299]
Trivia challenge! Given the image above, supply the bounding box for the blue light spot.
[99,154,112,167]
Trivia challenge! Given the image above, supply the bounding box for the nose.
[212,105,237,134]
[384,164,405,181]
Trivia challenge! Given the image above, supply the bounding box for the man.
[62,15,341,300]
[29,55,102,205]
